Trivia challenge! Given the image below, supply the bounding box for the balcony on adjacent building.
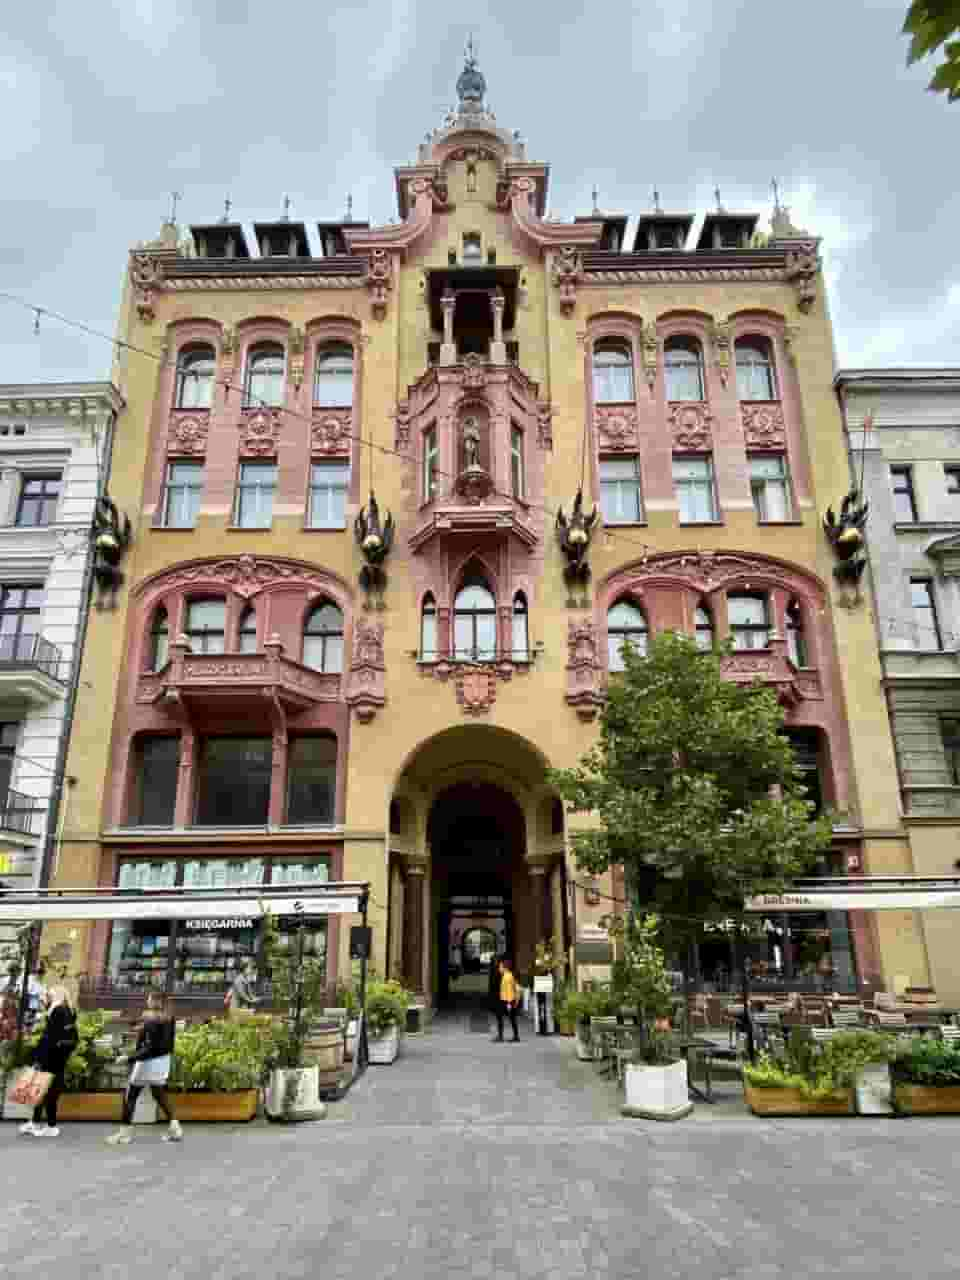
[903,786,960,819]
[0,634,66,704]
[0,788,41,837]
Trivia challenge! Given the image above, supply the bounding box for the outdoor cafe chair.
[830,1006,864,1029]
[588,1016,620,1074]
[939,1026,960,1046]
[750,1010,783,1054]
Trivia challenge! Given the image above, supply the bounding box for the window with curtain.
[750,455,791,522]
[600,457,642,524]
[149,606,169,670]
[0,584,42,664]
[728,594,770,650]
[308,461,349,529]
[162,460,203,528]
[694,604,714,652]
[664,336,705,401]
[196,737,272,825]
[786,598,808,667]
[673,457,717,522]
[243,342,285,407]
[303,601,344,672]
[185,599,226,654]
[313,343,354,407]
[735,338,776,401]
[234,462,277,528]
[286,736,337,824]
[607,599,647,671]
[592,339,635,403]
[174,344,216,409]
[420,594,438,661]
[512,593,529,660]
[237,606,257,654]
[453,575,497,662]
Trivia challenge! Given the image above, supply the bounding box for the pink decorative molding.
[129,252,163,323]
[167,409,210,456]
[595,405,639,452]
[137,643,340,715]
[311,409,353,456]
[669,402,713,452]
[133,553,349,602]
[565,620,604,721]
[741,402,786,450]
[366,249,392,320]
[553,247,581,316]
[239,408,280,457]
[720,642,821,707]
[536,403,554,451]
[345,619,386,722]
[784,244,820,312]
[454,665,500,715]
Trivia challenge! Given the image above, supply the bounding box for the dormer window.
[462,234,482,265]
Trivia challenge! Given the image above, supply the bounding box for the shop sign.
[183,918,255,931]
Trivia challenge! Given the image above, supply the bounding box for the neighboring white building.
[0,383,123,958]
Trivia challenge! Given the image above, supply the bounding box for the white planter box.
[345,1017,360,1062]
[265,1067,325,1121]
[368,1026,399,1064]
[622,1060,692,1121]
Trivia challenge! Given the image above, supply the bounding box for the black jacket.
[132,1015,175,1062]
[32,1004,78,1074]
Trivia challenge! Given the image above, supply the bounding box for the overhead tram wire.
[0,289,667,564]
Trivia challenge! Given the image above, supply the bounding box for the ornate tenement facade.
[838,368,960,1001]
[49,54,927,1006]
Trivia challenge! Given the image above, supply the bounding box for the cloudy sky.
[1,0,958,386]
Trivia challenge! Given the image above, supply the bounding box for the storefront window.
[196,737,272,826]
[183,859,264,888]
[174,918,259,992]
[108,920,172,991]
[271,860,330,885]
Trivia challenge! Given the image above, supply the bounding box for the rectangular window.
[308,462,349,529]
[286,737,337,824]
[235,462,277,528]
[162,461,204,528]
[135,737,180,826]
[196,737,272,826]
[942,718,960,786]
[599,457,642,524]
[728,595,770,650]
[182,858,264,888]
[511,427,524,499]
[784,729,823,814]
[423,427,439,501]
[0,584,43,663]
[272,859,330,885]
[0,722,18,811]
[750,455,791,522]
[16,474,62,527]
[910,578,942,650]
[945,466,960,503]
[673,457,717,523]
[891,466,917,523]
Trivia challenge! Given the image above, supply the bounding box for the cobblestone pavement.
[2,1012,959,1279]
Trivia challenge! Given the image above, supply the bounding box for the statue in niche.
[462,417,481,470]
[466,152,478,192]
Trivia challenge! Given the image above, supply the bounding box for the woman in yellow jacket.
[495,959,520,1043]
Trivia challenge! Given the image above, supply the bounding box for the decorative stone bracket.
[552,247,581,316]
[367,249,393,320]
[784,244,820,313]
[345,619,386,722]
[565,620,604,721]
[711,315,732,387]
[130,252,164,324]
[641,328,658,391]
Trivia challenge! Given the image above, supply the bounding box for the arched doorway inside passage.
[386,724,569,1012]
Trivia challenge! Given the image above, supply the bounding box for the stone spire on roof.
[456,36,486,115]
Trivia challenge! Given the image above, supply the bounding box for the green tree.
[549,631,833,1000]
[903,1,960,102]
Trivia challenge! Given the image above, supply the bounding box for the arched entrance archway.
[387,725,568,1009]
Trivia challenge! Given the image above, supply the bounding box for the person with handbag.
[19,986,78,1138]
[106,992,181,1145]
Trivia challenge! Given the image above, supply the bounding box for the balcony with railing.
[0,788,41,837]
[0,634,66,703]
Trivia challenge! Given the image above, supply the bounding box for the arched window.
[786,598,808,667]
[238,605,257,654]
[694,603,714,652]
[303,601,344,673]
[735,337,776,401]
[174,344,216,409]
[185,599,226,655]
[728,593,769,650]
[607,598,647,671]
[592,338,635,403]
[148,606,169,670]
[313,342,354,408]
[420,594,437,661]
[664,336,704,401]
[453,574,497,662]
[244,341,286,408]
[512,592,529,661]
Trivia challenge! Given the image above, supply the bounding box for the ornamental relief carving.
[136,554,345,601]
[623,551,819,601]
[367,248,392,320]
[741,402,786,449]
[595,405,639,452]
[455,665,500,715]
[669,402,713,451]
[565,619,604,721]
[311,409,353,455]
[552,246,581,316]
[167,411,209,456]
[239,408,280,457]
[130,252,163,324]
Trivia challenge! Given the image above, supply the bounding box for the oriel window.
[423,427,439,501]
[607,599,647,671]
[511,426,525,499]
[694,604,714,652]
[786,598,808,667]
[186,599,226,655]
[149,606,169,670]
[237,606,257,654]
[728,594,770,650]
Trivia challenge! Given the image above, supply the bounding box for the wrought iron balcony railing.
[0,634,65,682]
[0,789,41,835]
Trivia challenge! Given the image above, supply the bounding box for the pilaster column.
[550,864,565,977]
[440,289,457,366]
[404,864,426,994]
[389,860,404,980]
[529,864,549,951]
[174,724,196,827]
[489,288,506,364]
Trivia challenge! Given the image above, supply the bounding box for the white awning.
[746,877,960,913]
[0,883,366,923]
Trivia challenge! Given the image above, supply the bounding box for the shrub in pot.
[743,1030,893,1115]
[890,1037,960,1114]
[261,913,330,1120]
[366,979,410,1064]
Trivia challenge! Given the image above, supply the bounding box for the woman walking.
[106,992,182,1145]
[19,986,78,1138]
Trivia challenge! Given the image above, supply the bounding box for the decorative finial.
[591,185,600,215]
[457,34,486,112]
[465,33,477,66]
[168,191,182,224]
[345,193,353,223]
[282,195,291,221]
[715,187,724,214]
[771,177,782,212]
[221,197,232,223]
[653,188,662,214]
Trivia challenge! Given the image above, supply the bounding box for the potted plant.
[2,1009,123,1122]
[261,913,330,1121]
[622,1026,692,1121]
[552,982,576,1036]
[333,982,362,1061]
[366,979,410,1064]
[568,985,618,1060]
[891,1037,960,1114]
[168,1016,273,1121]
[742,1030,893,1116]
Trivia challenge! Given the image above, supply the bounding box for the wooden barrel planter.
[302,1023,345,1089]
[892,1084,960,1115]
[743,1083,856,1116]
